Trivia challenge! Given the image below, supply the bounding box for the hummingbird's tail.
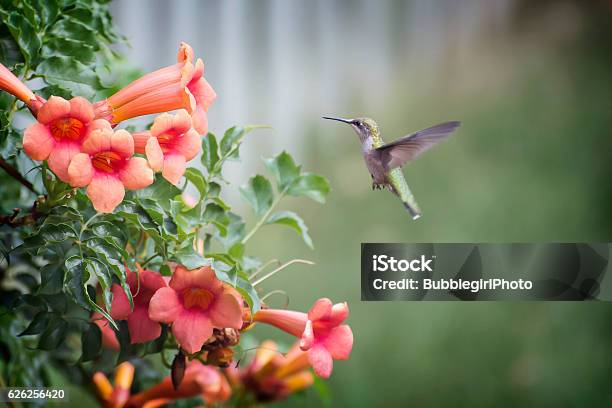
[402,201,421,220]
[386,168,422,220]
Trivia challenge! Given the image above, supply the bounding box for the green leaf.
[265,151,301,191]
[37,316,68,350]
[287,173,330,203]
[203,203,229,235]
[17,1,39,28]
[266,211,313,249]
[40,293,68,314]
[49,18,98,51]
[32,0,60,27]
[38,223,78,243]
[18,311,51,337]
[42,37,95,64]
[37,84,72,99]
[64,256,93,307]
[209,254,237,268]
[116,201,164,245]
[0,126,20,158]
[36,55,101,97]
[221,213,245,249]
[236,276,260,314]
[229,243,245,260]
[219,126,245,159]
[240,175,273,216]
[85,257,113,311]
[89,221,127,248]
[173,200,203,231]
[201,133,219,173]
[210,196,230,211]
[208,181,221,198]
[211,261,238,286]
[137,199,179,238]
[0,240,8,265]
[0,10,41,64]
[38,263,64,294]
[135,178,181,210]
[219,125,268,161]
[172,248,209,270]
[0,31,23,69]
[184,167,208,200]
[83,238,131,307]
[46,205,83,223]
[81,322,102,362]
[159,264,172,276]
[64,256,117,329]
[137,198,165,225]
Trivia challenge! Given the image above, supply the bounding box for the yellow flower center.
[50,118,85,141]
[92,151,123,173]
[183,288,214,310]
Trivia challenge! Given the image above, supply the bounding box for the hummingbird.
[322,117,460,219]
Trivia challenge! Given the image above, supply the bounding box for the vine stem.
[0,157,38,194]
[241,186,288,245]
[252,259,315,287]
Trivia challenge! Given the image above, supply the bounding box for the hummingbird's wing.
[376,121,460,171]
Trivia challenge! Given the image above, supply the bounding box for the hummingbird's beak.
[322,116,354,124]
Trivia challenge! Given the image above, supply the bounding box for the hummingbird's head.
[322,116,379,141]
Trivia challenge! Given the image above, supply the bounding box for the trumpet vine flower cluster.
[92,262,353,378]
[1,42,216,212]
[2,36,352,408]
[93,339,319,407]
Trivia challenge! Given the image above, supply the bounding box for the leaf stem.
[78,213,100,258]
[140,253,159,268]
[249,259,279,280]
[252,259,315,287]
[81,213,101,233]
[260,289,290,308]
[241,186,288,245]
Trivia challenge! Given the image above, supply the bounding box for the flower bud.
[207,347,234,368]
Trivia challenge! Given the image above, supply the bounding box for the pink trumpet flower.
[132,109,200,185]
[109,268,167,344]
[67,128,154,213]
[148,264,243,354]
[253,298,354,378]
[177,42,216,134]
[0,62,43,114]
[93,42,215,129]
[22,96,111,182]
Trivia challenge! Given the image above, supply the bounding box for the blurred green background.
[110,0,612,406]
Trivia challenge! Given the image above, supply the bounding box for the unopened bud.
[207,347,234,368]
[171,350,186,390]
